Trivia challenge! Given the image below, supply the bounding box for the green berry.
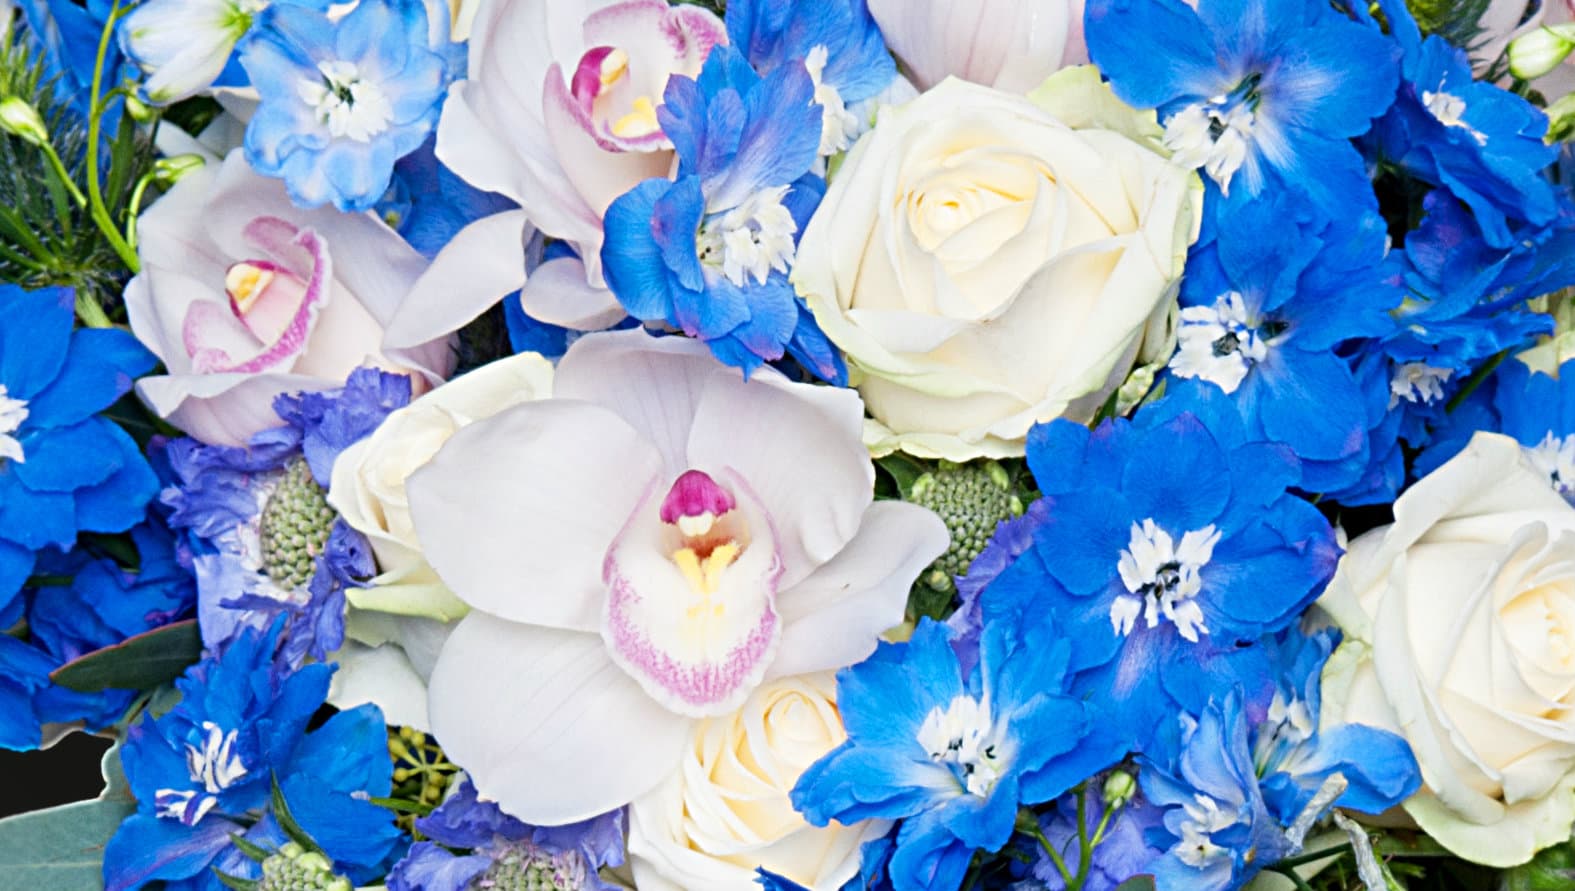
[259,458,337,588]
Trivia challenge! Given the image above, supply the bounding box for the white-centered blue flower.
[240,0,450,210]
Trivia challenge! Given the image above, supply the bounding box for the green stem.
[125,171,157,251]
[84,2,140,273]
[1028,823,1075,889]
[74,289,114,328]
[1447,350,1507,413]
[1073,787,1092,889]
[38,140,88,208]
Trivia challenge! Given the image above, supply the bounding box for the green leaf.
[1114,878,1156,891]
[270,776,326,857]
[876,452,930,500]
[1501,838,1575,891]
[49,619,201,693]
[0,741,135,890]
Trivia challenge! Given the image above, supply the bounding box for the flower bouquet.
[2,0,1575,889]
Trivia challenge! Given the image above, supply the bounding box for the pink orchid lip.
[182,217,331,375]
[601,468,784,718]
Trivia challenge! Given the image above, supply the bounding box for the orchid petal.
[427,612,692,825]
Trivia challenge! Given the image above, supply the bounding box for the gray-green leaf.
[0,741,134,889]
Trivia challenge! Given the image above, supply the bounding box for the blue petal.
[24,328,155,428]
[73,422,159,534]
[1085,0,1224,109]
[0,285,73,399]
[12,418,124,492]
[102,813,242,891]
[602,178,682,323]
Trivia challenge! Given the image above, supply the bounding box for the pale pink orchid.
[868,0,1086,94]
[408,0,725,342]
[126,150,454,446]
[407,331,948,825]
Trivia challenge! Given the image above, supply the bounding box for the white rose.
[1317,432,1575,867]
[793,69,1200,460]
[629,673,886,891]
[328,352,555,621]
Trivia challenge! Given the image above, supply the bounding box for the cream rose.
[1316,432,1575,867]
[629,673,887,891]
[793,68,1200,460]
[328,351,555,621]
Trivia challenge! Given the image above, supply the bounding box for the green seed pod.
[259,458,337,588]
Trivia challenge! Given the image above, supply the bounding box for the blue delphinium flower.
[0,523,195,750]
[724,0,896,157]
[792,619,1097,891]
[1085,0,1398,216]
[981,386,1342,755]
[601,46,846,383]
[1417,354,1575,498]
[1358,0,1559,248]
[1163,188,1403,502]
[240,0,451,211]
[161,368,408,664]
[1138,694,1294,891]
[104,620,401,891]
[1251,627,1420,825]
[386,778,625,891]
[0,285,159,602]
[1372,192,1574,445]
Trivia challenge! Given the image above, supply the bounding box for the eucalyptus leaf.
[1113,877,1156,891]
[0,741,134,890]
[49,619,201,693]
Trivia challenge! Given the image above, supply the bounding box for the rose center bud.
[571,45,661,142]
[660,469,746,600]
[225,260,309,346]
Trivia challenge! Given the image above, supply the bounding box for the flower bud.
[1102,769,1136,807]
[0,97,48,147]
[1509,26,1575,80]
[123,91,156,124]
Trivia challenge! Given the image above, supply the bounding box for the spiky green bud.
[260,458,336,588]
[256,842,350,891]
[908,461,1023,591]
[480,842,590,891]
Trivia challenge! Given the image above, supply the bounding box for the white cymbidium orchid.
[407,330,949,825]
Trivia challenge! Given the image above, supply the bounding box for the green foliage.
[1406,0,1494,53]
[49,618,202,693]
[0,32,156,315]
[0,742,135,890]
[1500,840,1575,891]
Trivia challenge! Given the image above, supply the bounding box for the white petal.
[687,369,874,586]
[553,330,731,474]
[520,254,628,331]
[383,210,532,361]
[407,397,663,631]
[327,641,433,731]
[767,502,949,679]
[428,612,691,824]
